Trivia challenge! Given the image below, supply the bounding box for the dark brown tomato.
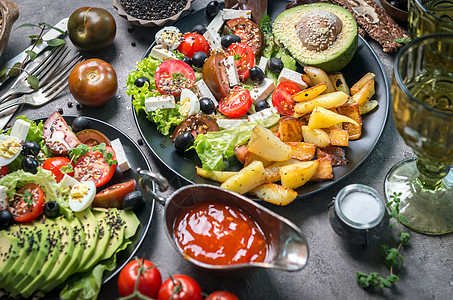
[68,7,116,51]
[43,111,81,156]
[202,52,229,100]
[76,129,111,147]
[226,18,264,56]
[172,114,219,142]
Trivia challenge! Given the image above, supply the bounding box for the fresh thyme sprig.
[0,22,65,89]
[356,192,410,289]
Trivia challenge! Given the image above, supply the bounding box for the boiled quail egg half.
[60,175,96,212]
[178,88,200,117]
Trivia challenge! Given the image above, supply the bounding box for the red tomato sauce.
[173,201,267,265]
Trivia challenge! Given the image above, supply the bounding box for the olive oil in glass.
[409,0,453,37]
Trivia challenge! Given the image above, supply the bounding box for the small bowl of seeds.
[112,0,193,27]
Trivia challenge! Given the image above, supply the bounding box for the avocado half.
[273,3,358,73]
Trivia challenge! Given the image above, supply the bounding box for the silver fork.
[0,53,83,113]
[0,45,70,103]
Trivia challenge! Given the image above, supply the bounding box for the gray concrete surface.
[1,0,452,299]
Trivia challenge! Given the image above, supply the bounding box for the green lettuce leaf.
[193,122,258,171]
[0,168,71,217]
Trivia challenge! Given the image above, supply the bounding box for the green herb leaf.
[27,75,39,90]
[0,68,9,78]
[17,23,39,29]
[60,163,74,174]
[23,190,34,208]
[46,38,66,47]
[8,62,21,77]
[25,50,38,61]
[233,54,242,61]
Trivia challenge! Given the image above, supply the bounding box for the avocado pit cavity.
[296,10,343,51]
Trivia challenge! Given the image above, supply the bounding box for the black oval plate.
[31,115,154,286]
[133,1,390,199]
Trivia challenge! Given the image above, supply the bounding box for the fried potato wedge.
[280,160,319,189]
[338,104,362,140]
[277,116,304,142]
[350,72,376,95]
[359,99,379,115]
[292,83,327,102]
[265,159,301,183]
[302,126,330,148]
[326,128,349,147]
[294,91,349,115]
[351,79,375,106]
[249,183,298,206]
[304,66,336,93]
[309,156,333,181]
[220,160,266,194]
[196,167,237,183]
[301,74,314,86]
[329,73,350,95]
[244,152,272,168]
[247,125,292,161]
[308,106,359,129]
[286,142,317,160]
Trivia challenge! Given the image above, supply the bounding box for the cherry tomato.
[73,145,117,188]
[226,18,264,56]
[9,183,45,222]
[92,179,136,208]
[0,165,8,178]
[201,52,229,100]
[226,43,255,80]
[157,275,202,300]
[207,291,239,300]
[42,157,74,183]
[68,58,118,107]
[118,258,162,299]
[218,86,252,118]
[76,129,111,147]
[68,7,116,51]
[272,81,302,116]
[155,60,196,98]
[176,32,210,58]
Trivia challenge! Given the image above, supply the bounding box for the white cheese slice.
[278,68,308,89]
[10,119,30,142]
[203,28,222,51]
[144,95,176,112]
[222,56,240,87]
[59,174,80,190]
[248,107,279,123]
[150,45,176,61]
[195,79,218,106]
[207,11,224,33]
[258,56,268,72]
[222,9,252,20]
[216,118,248,130]
[249,78,276,104]
[110,138,130,172]
[0,185,7,208]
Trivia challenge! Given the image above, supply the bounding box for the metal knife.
[0,18,68,131]
[0,17,68,87]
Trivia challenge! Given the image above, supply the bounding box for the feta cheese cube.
[203,28,222,51]
[195,80,218,106]
[216,118,248,130]
[248,107,278,123]
[207,11,224,33]
[278,68,308,89]
[249,78,276,103]
[258,56,268,73]
[149,45,176,61]
[222,9,252,20]
[144,95,176,112]
[222,56,240,87]
[111,138,131,172]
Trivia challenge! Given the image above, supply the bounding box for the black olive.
[72,116,91,132]
[22,156,39,174]
[21,141,40,156]
[255,100,270,112]
[0,210,13,228]
[206,1,220,19]
[192,24,207,35]
[200,97,216,114]
[134,76,150,88]
[249,66,265,84]
[44,201,60,219]
[174,132,195,154]
[221,34,241,49]
[122,191,144,210]
[268,57,284,73]
[192,51,208,68]
[182,56,192,66]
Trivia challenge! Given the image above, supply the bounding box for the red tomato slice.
[226,43,255,81]
[42,157,74,183]
[74,145,117,188]
[155,60,196,98]
[218,86,252,118]
[92,179,136,208]
[272,81,302,116]
[176,32,210,58]
[9,183,45,222]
